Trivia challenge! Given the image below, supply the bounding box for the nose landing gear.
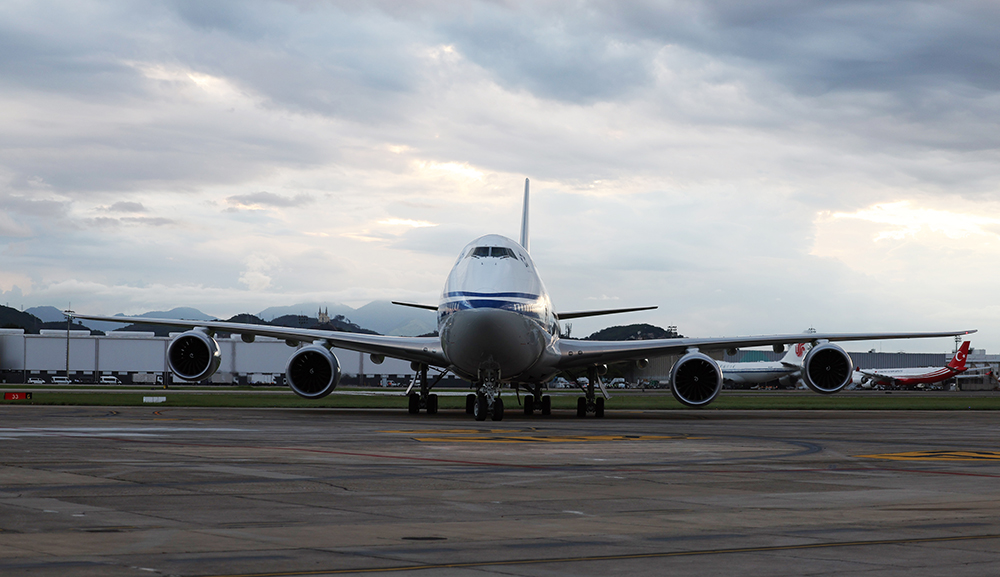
[472,363,504,421]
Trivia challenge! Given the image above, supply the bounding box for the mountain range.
[26,301,436,337]
[9,304,671,342]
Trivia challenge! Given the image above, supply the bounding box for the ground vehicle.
[27,377,45,384]
[51,376,71,384]
[99,376,121,385]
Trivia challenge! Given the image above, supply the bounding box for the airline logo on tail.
[781,342,810,365]
[947,341,971,370]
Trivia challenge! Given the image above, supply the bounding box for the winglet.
[520,178,530,253]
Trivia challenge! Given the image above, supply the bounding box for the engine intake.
[286,345,341,399]
[802,343,854,394]
[167,330,221,382]
[670,352,723,407]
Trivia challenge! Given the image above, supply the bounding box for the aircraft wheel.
[576,397,587,418]
[465,393,476,414]
[523,394,534,415]
[541,395,552,415]
[408,393,420,414]
[474,394,488,421]
[492,397,504,421]
[595,396,605,418]
[427,394,438,414]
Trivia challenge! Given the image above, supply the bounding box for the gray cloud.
[121,216,175,226]
[1,1,997,352]
[226,192,314,209]
[85,217,122,228]
[436,3,655,103]
[0,195,71,218]
[107,201,146,212]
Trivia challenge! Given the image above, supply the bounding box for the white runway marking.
[0,427,248,439]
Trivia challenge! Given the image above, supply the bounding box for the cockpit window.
[469,246,517,259]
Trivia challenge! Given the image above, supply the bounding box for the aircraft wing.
[555,306,657,320]
[71,314,447,367]
[854,369,893,384]
[555,330,976,371]
[854,369,883,378]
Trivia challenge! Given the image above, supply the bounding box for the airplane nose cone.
[441,308,544,380]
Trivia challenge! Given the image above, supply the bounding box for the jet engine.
[669,351,723,407]
[802,343,854,394]
[286,345,341,399]
[167,329,221,382]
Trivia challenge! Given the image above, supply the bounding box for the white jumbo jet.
[72,180,975,420]
[719,342,811,388]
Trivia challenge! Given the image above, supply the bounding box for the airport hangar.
[0,328,997,389]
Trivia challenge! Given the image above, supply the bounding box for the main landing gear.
[576,365,609,418]
[406,363,443,415]
[522,382,552,416]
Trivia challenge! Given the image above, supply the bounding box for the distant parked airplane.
[854,341,979,388]
[72,179,975,420]
[719,342,810,388]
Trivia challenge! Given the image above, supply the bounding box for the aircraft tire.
[595,396,605,418]
[474,394,488,421]
[492,397,504,421]
[541,395,552,415]
[427,394,438,414]
[465,393,476,414]
[576,397,587,418]
[408,393,420,414]
[524,394,534,415]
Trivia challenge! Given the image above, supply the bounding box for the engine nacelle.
[669,352,723,407]
[802,343,854,394]
[286,345,341,399]
[167,330,221,382]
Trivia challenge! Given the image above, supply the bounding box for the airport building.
[0,329,426,387]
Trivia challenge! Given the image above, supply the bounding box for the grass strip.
[2,391,999,410]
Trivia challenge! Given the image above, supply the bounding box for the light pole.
[64,309,74,380]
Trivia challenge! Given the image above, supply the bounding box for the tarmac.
[1,405,999,576]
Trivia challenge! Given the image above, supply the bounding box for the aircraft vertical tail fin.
[947,341,971,370]
[519,178,529,253]
[781,342,810,365]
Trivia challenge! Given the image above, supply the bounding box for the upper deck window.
[469,246,517,259]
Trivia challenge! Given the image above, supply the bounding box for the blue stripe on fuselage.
[440,298,545,320]
[444,291,540,300]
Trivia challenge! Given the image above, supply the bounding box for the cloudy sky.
[2,1,998,352]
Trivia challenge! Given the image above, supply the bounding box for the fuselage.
[859,366,963,386]
[436,234,561,383]
[718,361,797,385]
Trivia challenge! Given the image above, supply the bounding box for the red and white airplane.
[854,341,977,388]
